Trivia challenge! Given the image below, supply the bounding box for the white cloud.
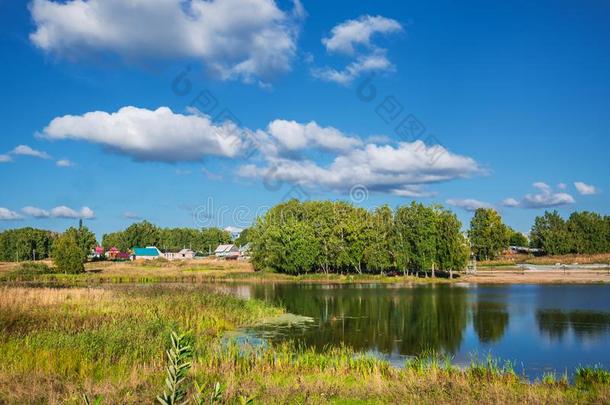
[0,208,22,220]
[446,198,493,212]
[50,206,95,219]
[311,51,394,85]
[123,211,141,219]
[267,119,361,152]
[224,226,244,233]
[391,186,436,198]
[29,0,303,84]
[574,181,597,195]
[313,15,402,85]
[11,144,51,159]
[239,140,481,195]
[56,159,74,167]
[0,154,12,163]
[502,182,575,209]
[322,15,402,55]
[22,206,51,218]
[500,198,520,208]
[40,106,245,162]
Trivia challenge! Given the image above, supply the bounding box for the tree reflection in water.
[537,310,610,341]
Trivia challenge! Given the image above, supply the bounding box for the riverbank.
[1,259,609,285]
[0,283,609,404]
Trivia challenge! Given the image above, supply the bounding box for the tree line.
[101,221,232,253]
[530,210,610,255]
[249,200,469,276]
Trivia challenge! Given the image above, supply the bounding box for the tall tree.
[52,231,86,274]
[530,211,571,255]
[468,208,509,261]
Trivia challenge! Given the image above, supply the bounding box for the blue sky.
[0,0,609,238]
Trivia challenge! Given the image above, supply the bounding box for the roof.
[215,244,236,253]
[133,247,160,256]
[239,243,251,252]
[178,248,194,254]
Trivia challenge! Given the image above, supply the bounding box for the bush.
[9,262,56,277]
[52,233,86,274]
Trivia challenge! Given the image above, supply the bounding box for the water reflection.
[537,310,610,340]
[222,283,610,376]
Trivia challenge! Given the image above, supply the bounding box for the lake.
[223,282,610,379]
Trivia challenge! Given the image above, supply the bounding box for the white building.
[214,244,239,258]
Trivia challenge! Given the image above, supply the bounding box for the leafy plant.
[157,331,194,405]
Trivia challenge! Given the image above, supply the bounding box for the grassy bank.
[0,284,609,404]
[480,252,610,267]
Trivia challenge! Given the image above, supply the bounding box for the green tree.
[123,221,160,249]
[435,208,469,278]
[468,208,509,261]
[64,226,97,257]
[530,211,571,255]
[566,211,607,254]
[234,228,250,247]
[508,228,528,247]
[52,232,85,274]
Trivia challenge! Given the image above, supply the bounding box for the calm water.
[224,283,610,378]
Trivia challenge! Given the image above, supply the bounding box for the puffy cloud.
[502,182,575,209]
[11,144,51,159]
[239,140,481,195]
[312,15,402,85]
[29,0,303,83]
[0,208,22,220]
[40,106,245,162]
[0,154,11,163]
[322,15,402,55]
[311,51,394,85]
[22,206,51,218]
[500,198,520,208]
[56,159,74,167]
[50,206,95,219]
[574,181,597,195]
[446,198,493,212]
[267,119,361,152]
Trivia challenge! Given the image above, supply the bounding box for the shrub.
[575,366,610,388]
[52,233,86,274]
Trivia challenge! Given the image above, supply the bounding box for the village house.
[162,248,196,260]
[133,246,162,260]
[214,244,240,259]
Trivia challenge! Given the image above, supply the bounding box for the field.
[1,257,609,285]
[1,282,610,404]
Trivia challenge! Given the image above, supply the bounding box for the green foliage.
[102,221,231,254]
[468,208,510,261]
[157,331,194,405]
[64,226,97,257]
[11,262,56,277]
[250,200,468,275]
[530,211,571,255]
[52,232,86,274]
[567,211,608,254]
[508,228,528,247]
[529,210,610,255]
[0,227,57,261]
[234,228,250,247]
[575,366,610,388]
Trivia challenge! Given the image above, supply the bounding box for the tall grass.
[0,284,609,404]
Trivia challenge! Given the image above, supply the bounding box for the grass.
[480,252,610,267]
[0,284,609,404]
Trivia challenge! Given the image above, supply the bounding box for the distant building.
[163,248,196,260]
[133,246,162,260]
[214,244,239,259]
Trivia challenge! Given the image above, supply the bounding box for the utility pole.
[33,249,36,261]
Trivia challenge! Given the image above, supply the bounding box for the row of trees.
[0,227,58,262]
[250,200,469,276]
[530,210,610,255]
[101,221,232,253]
